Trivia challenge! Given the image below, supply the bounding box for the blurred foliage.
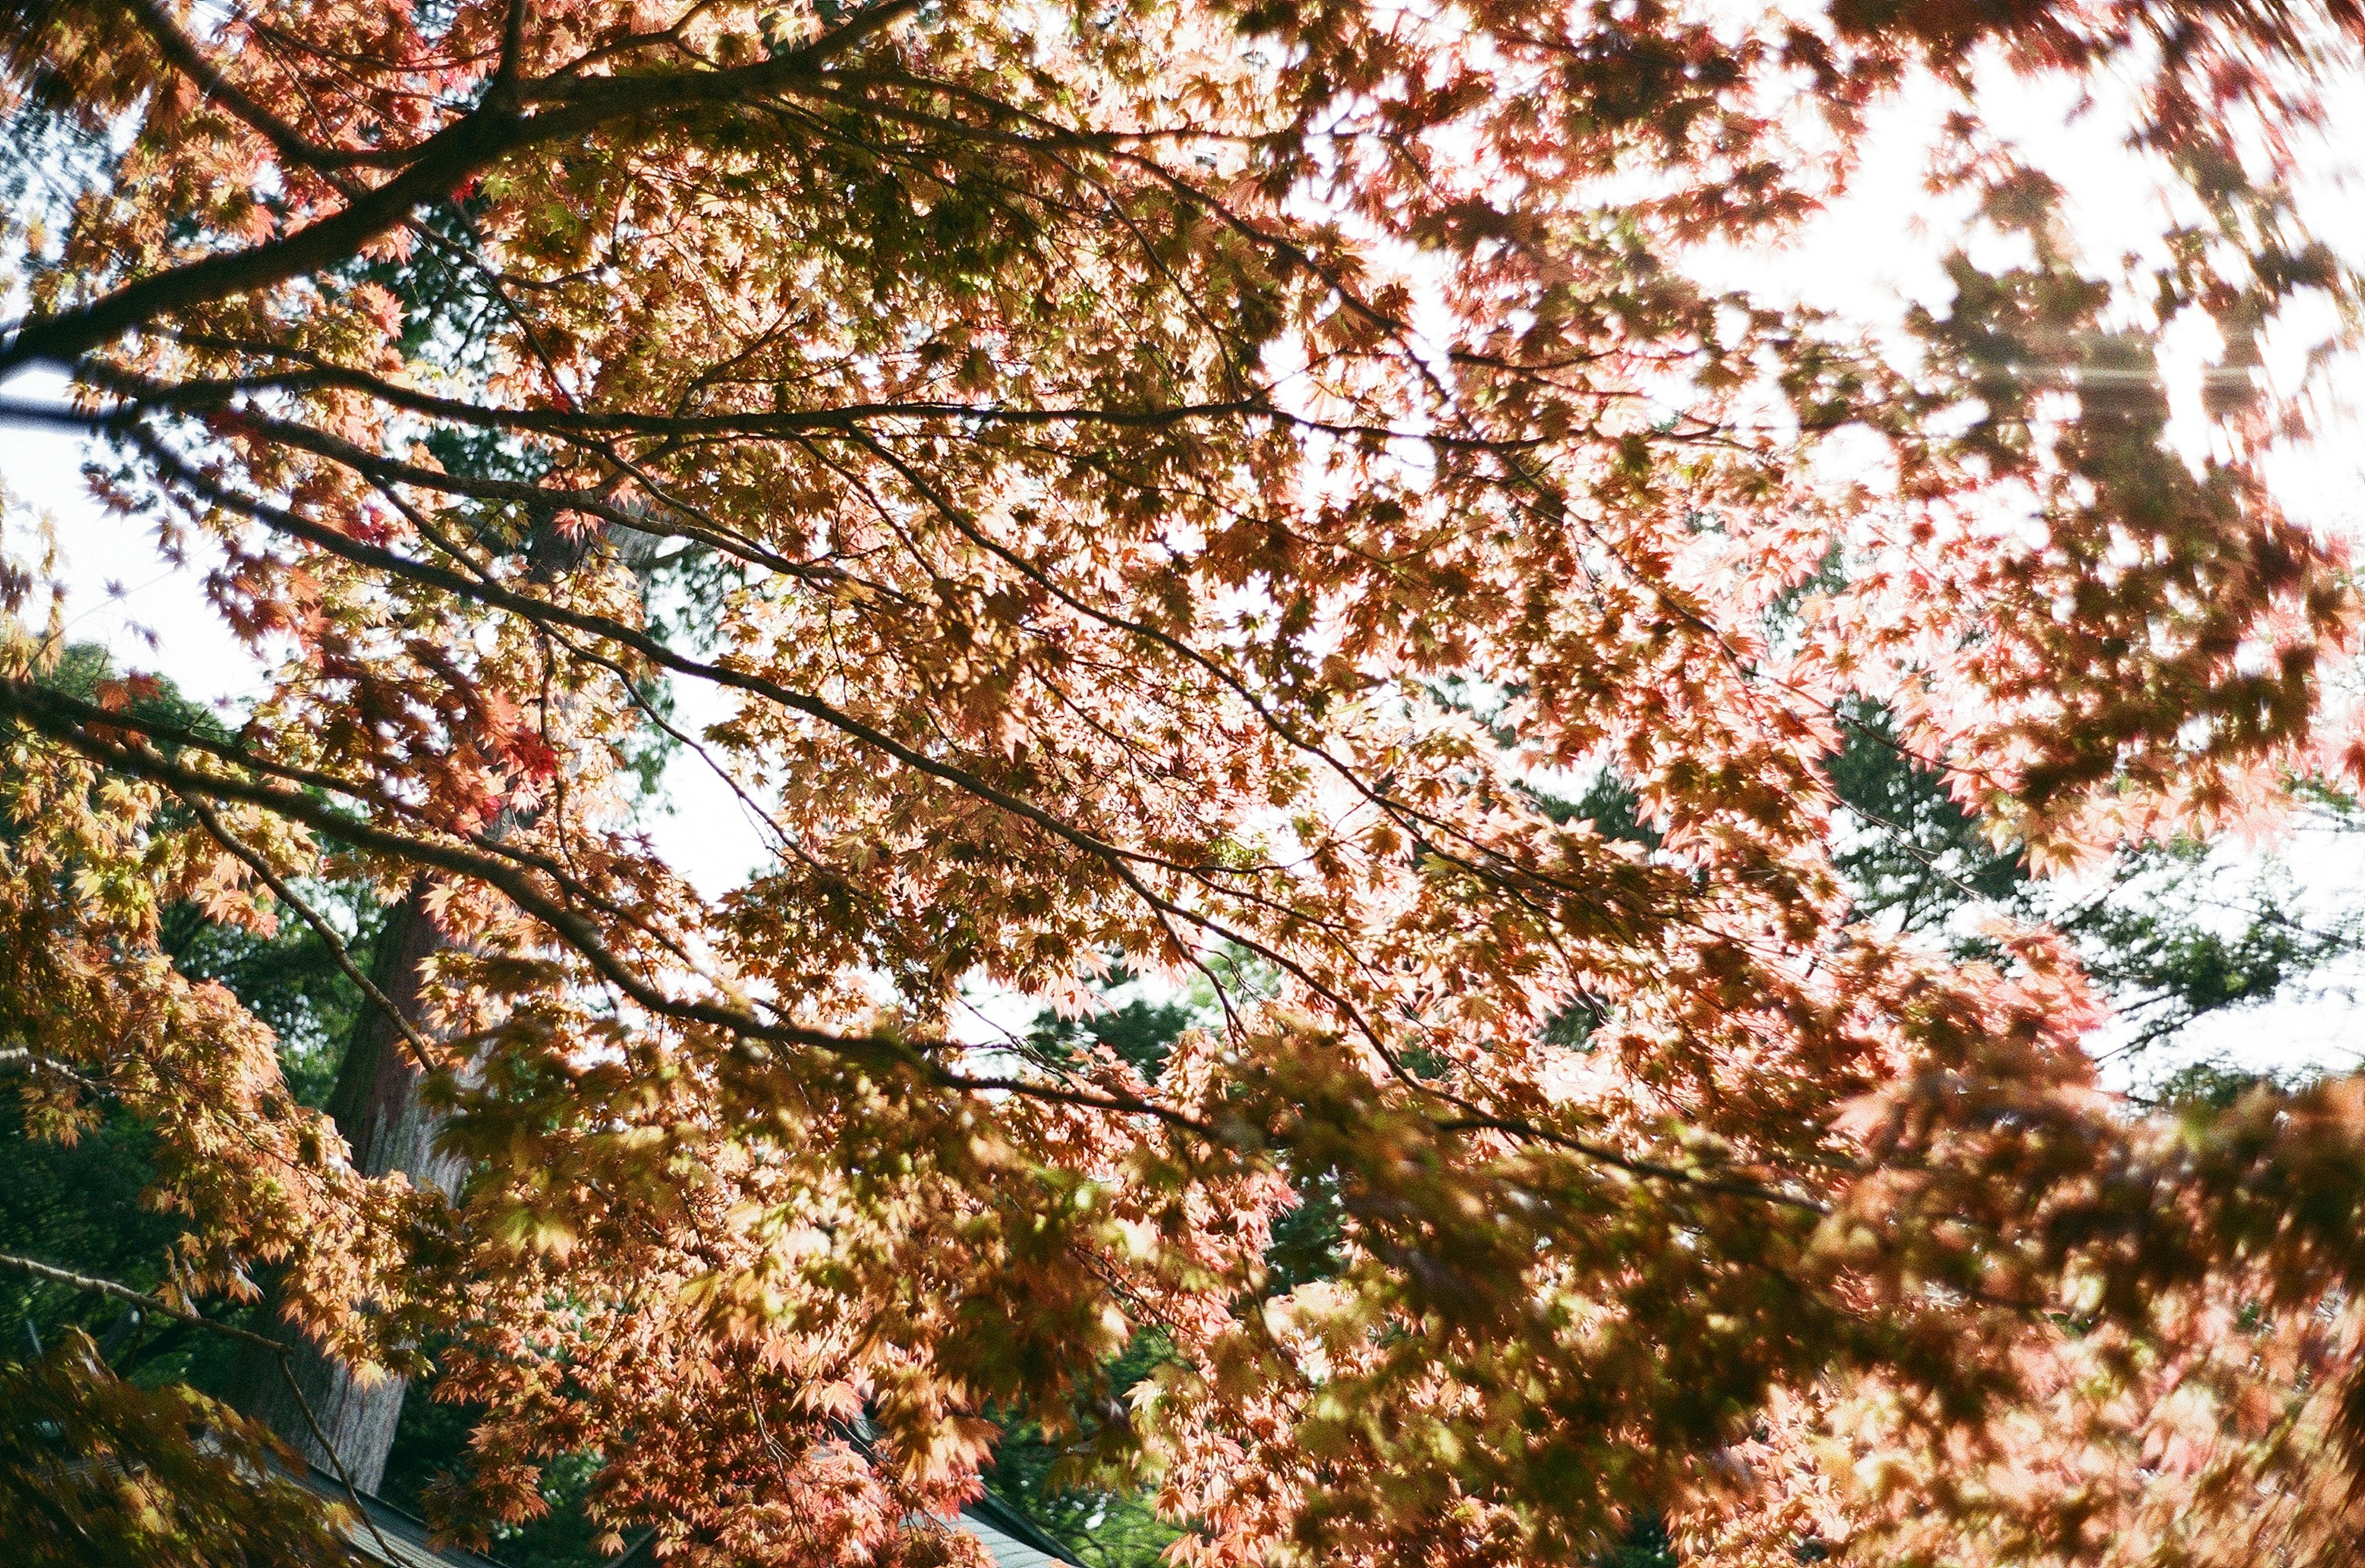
[0,1330,349,1568]
[2152,1059,2296,1113]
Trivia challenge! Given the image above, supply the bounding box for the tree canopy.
[6,0,2365,1564]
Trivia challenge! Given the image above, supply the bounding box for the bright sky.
[5,51,2364,1088]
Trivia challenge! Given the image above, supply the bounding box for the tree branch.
[0,1047,110,1095]
[0,1249,287,1354]
[115,0,370,173]
[0,0,923,375]
[174,793,442,1079]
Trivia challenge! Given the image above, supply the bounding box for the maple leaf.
[2,0,2365,1563]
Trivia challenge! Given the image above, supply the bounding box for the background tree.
[5,1,2365,1566]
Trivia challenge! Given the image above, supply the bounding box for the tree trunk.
[232,885,463,1493]
[232,530,586,1490]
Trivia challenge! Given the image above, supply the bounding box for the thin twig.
[177,793,440,1078]
[275,1357,400,1564]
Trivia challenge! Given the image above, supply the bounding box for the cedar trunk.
[232,887,463,1492]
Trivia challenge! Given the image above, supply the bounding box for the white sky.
[5,54,2364,1087]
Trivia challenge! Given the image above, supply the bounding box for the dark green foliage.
[380,1389,607,1568]
[1823,700,2365,1069]
[1532,766,1662,852]
[158,884,388,1110]
[346,196,516,379]
[1025,980,1195,1081]
[983,1331,1181,1568]
[2150,1057,2294,1112]
[0,1100,249,1394]
[1824,701,2024,931]
[41,641,230,742]
[2058,847,2365,1055]
[1263,1172,1345,1298]
[1597,1515,1680,1568]
[376,1383,476,1529]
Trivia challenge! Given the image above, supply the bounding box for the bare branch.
[0,1249,289,1354]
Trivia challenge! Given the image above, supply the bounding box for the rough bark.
[230,886,463,1493]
